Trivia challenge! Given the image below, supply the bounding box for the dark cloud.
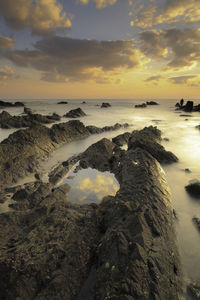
[4,36,140,83]
[139,28,200,70]
[145,75,162,82]
[0,0,72,35]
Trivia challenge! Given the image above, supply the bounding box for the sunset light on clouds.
[0,0,200,99]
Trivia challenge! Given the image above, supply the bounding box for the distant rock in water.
[0,100,24,108]
[101,102,111,108]
[196,125,200,130]
[82,101,86,104]
[86,123,128,134]
[146,101,159,105]
[184,101,194,112]
[64,108,86,118]
[175,99,200,112]
[57,101,68,104]
[135,103,147,108]
[185,180,200,198]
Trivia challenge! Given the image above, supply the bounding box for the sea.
[0,98,200,283]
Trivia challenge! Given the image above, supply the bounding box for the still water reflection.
[63,166,119,204]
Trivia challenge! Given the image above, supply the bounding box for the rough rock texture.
[86,123,128,134]
[0,121,90,189]
[187,282,200,299]
[175,100,200,112]
[192,217,200,233]
[128,126,178,164]
[0,100,24,108]
[112,132,131,146]
[0,110,60,129]
[64,108,86,118]
[185,180,200,198]
[0,126,182,299]
[101,102,111,108]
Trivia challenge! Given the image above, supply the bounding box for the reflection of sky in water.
[63,167,119,204]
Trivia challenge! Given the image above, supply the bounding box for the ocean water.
[0,98,200,282]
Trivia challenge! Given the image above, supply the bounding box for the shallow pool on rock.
[62,165,119,205]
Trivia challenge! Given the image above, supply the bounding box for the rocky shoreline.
[0,122,184,299]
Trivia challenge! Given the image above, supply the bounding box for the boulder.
[185,180,200,198]
[112,132,131,146]
[64,108,86,118]
[101,102,111,108]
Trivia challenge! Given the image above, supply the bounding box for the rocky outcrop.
[101,102,111,108]
[128,126,178,164]
[64,108,86,118]
[0,126,182,299]
[187,282,200,299]
[0,110,60,129]
[112,132,131,146]
[192,217,200,233]
[0,100,24,108]
[175,100,200,112]
[185,180,200,198]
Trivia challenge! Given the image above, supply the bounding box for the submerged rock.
[185,180,200,198]
[57,101,68,104]
[64,108,86,118]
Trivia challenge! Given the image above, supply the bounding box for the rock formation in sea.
[64,108,86,118]
[0,125,182,299]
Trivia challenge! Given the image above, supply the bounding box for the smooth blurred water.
[0,98,200,281]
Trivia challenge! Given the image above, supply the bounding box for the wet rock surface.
[0,110,60,129]
[0,126,183,299]
[135,103,147,108]
[64,108,86,118]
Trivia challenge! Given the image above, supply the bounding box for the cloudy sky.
[0,0,200,99]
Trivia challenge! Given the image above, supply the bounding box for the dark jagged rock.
[185,168,191,173]
[146,101,159,105]
[135,103,147,108]
[0,100,24,108]
[101,102,111,108]
[187,282,200,299]
[180,99,184,107]
[175,100,200,113]
[185,180,200,198]
[185,101,194,112]
[64,108,86,118]
[57,101,68,104]
[112,132,131,146]
[86,123,128,134]
[0,110,61,129]
[0,127,182,299]
[128,126,178,164]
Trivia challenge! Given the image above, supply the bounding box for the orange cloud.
[79,0,117,9]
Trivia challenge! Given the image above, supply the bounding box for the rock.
[135,103,147,108]
[163,137,169,142]
[57,101,68,104]
[180,114,192,117]
[82,101,86,104]
[128,126,178,164]
[184,101,194,112]
[187,282,200,299]
[86,123,128,134]
[64,108,86,118]
[0,100,24,108]
[24,107,33,114]
[180,99,184,107]
[185,168,191,173]
[185,180,200,198]
[101,102,111,108]
[192,217,200,233]
[112,132,131,146]
[0,126,182,299]
[0,110,61,129]
[196,125,200,130]
[175,102,181,108]
[146,101,159,105]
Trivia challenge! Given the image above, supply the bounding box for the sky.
[0,0,200,99]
